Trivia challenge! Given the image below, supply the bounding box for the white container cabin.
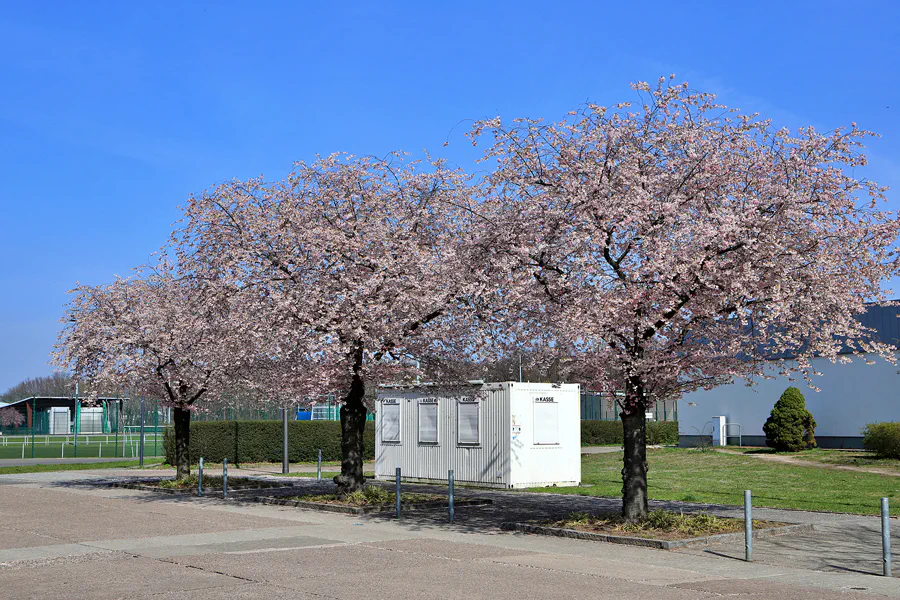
[374,381,581,489]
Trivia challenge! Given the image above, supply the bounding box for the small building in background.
[679,304,900,449]
[0,397,126,435]
[374,381,581,489]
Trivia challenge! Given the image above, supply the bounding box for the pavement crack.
[138,554,263,584]
[180,562,257,582]
[359,544,463,562]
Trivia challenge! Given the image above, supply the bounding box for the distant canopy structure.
[0,396,130,435]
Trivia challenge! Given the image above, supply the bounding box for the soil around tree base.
[107,478,292,495]
[254,495,493,514]
[500,521,814,550]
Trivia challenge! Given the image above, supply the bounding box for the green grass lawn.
[0,460,163,475]
[534,448,900,516]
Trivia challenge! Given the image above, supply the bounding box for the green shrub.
[862,422,900,458]
[163,420,375,465]
[763,387,816,452]
[580,420,678,446]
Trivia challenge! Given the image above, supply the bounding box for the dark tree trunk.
[620,383,649,521]
[334,346,367,496]
[173,406,191,480]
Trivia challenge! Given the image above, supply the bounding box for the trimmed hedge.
[164,420,375,465]
[862,422,900,458]
[164,418,677,464]
[581,420,679,446]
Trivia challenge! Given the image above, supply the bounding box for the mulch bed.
[107,478,292,495]
[255,495,493,515]
[500,521,814,550]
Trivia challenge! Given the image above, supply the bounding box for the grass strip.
[533,448,900,516]
[0,460,163,475]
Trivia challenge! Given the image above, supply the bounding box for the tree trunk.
[334,347,367,496]
[621,388,649,521]
[173,406,191,480]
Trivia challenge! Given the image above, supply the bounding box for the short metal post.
[395,467,402,519]
[883,497,892,577]
[198,457,204,497]
[317,448,322,480]
[223,458,228,499]
[448,469,455,523]
[744,490,752,562]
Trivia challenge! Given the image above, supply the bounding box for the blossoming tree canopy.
[54,263,244,479]
[472,77,900,519]
[176,153,491,493]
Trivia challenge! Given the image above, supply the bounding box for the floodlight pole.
[114,394,119,457]
[138,396,146,468]
[282,406,289,474]
[74,383,79,458]
[30,398,35,458]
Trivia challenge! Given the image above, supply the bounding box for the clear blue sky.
[1,1,898,392]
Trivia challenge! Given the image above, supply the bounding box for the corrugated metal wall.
[374,385,512,487]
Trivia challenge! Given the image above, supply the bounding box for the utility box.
[711,415,727,446]
[374,382,581,489]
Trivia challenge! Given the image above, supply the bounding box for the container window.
[533,398,559,445]
[418,401,438,444]
[457,401,480,445]
[381,402,401,443]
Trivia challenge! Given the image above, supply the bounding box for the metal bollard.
[198,457,204,497]
[395,467,402,519]
[744,490,752,562]
[317,448,322,481]
[448,470,455,523]
[223,458,228,499]
[883,497,892,577]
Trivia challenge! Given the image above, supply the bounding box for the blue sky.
[1,1,898,392]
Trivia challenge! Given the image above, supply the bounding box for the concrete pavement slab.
[0,484,297,547]
[3,468,900,598]
[172,543,720,600]
[485,552,722,586]
[128,582,323,599]
[359,537,538,560]
[0,554,234,600]
[671,578,889,599]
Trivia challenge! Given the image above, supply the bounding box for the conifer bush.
[763,387,817,452]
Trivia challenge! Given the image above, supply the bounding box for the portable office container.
[374,381,581,489]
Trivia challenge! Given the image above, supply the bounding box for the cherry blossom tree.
[54,262,247,479]
[472,77,900,520]
[176,153,490,493]
[0,407,25,429]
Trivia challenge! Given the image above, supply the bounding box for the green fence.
[0,430,166,460]
[0,395,168,460]
[580,393,678,422]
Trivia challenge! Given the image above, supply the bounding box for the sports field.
[0,433,165,459]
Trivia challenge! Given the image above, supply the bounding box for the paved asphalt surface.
[0,468,898,599]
